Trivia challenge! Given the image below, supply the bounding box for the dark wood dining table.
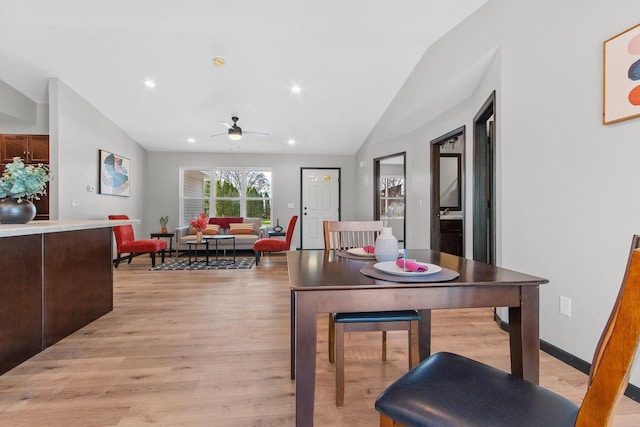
[287,249,548,427]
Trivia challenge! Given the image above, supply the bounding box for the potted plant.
[189,212,208,242]
[160,215,169,234]
[0,157,50,224]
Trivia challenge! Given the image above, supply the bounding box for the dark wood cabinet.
[44,228,113,346]
[1,135,49,163]
[0,226,114,375]
[440,219,463,256]
[0,134,50,220]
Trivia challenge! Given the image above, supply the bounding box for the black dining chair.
[375,235,640,427]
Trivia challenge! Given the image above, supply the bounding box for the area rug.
[150,257,255,271]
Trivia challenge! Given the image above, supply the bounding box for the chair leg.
[114,253,121,268]
[151,252,156,268]
[409,320,419,369]
[328,314,336,363]
[382,331,387,361]
[335,322,345,407]
[380,414,404,427]
[255,251,260,265]
[161,250,165,264]
[127,253,133,264]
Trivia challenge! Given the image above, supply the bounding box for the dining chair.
[323,220,420,407]
[108,214,167,268]
[375,235,640,427]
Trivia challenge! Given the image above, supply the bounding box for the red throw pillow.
[208,217,243,229]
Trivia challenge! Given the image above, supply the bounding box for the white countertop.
[0,219,138,237]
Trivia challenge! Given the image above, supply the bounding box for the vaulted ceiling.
[0,0,488,154]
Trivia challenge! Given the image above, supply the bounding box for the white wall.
[146,152,356,249]
[356,0,640,387]
[48,79,148,233]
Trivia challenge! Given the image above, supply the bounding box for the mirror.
[439,154,461,210]
[374,153,406,247]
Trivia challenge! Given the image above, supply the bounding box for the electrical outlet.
[560,296,572,317]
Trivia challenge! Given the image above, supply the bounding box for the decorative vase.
[161,226,168,234]
[196,230,203,243]
[374,227,399,262]
[0,198,36,224]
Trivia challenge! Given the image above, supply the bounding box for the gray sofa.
[175,217,263,253]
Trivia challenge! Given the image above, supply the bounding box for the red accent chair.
[253,215,298,265]
[108,215,167,268]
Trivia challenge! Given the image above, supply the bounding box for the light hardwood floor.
[0,253,639,426]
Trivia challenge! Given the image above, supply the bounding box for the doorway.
[300,168,340,249]
[430,127,465,256]
[374,153,406,247]
[472,91,496,264]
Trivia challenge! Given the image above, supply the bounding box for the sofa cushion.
[230,222,255,235]
[203,224,219,235]
[209,217,243,229]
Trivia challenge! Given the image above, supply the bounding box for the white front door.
[301,168,340,249]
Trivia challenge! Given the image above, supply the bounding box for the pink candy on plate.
[363,245,375,254]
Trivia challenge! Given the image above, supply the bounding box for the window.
[181,168,271,225]
[379,176,405,219]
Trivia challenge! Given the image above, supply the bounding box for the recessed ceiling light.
[290,84,301,94]
[213,56,225,67]
[187,137,195,143]
[144,79,156,88]
[288,139,296,145]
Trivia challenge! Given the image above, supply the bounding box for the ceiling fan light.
[228,128,242,140]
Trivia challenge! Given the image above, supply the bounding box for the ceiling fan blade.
[209,132,227,137]
[244,131,270,137]
[221,121,233,129]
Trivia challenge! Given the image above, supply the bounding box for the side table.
[150,232,174,257]
[268,230,286,239]
[186,240,210,265]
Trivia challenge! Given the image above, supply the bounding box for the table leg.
[188,244,193,264]
[509,285,540,384]
[418,309,432,360]
[290,289,296,380]
[205,241,209,264]
[295,292,318,426]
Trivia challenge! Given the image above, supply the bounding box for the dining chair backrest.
[577,235,640,425]
[323,220,383,252]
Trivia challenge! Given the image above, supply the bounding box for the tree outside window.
[181,168,271,225]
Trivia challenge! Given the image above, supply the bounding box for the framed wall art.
[99,149,130,196]
[603,23,640,125]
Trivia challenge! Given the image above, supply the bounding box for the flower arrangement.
[0,157,50,202]
[189,213,208,231]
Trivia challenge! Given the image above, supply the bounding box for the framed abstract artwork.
[603,23,640,125]
[99,149,130,196]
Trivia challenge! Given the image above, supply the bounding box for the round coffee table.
[206,235,236,264]
[186,240,210,264]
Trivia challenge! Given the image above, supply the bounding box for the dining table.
[287,249,548,427]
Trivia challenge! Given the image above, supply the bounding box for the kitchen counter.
[0,219,133,375]
[0,219,136,237]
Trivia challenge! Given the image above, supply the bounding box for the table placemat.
[360,264,460,283]
[337,250,376,261]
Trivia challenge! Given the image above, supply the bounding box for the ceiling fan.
[210,116,269,140]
